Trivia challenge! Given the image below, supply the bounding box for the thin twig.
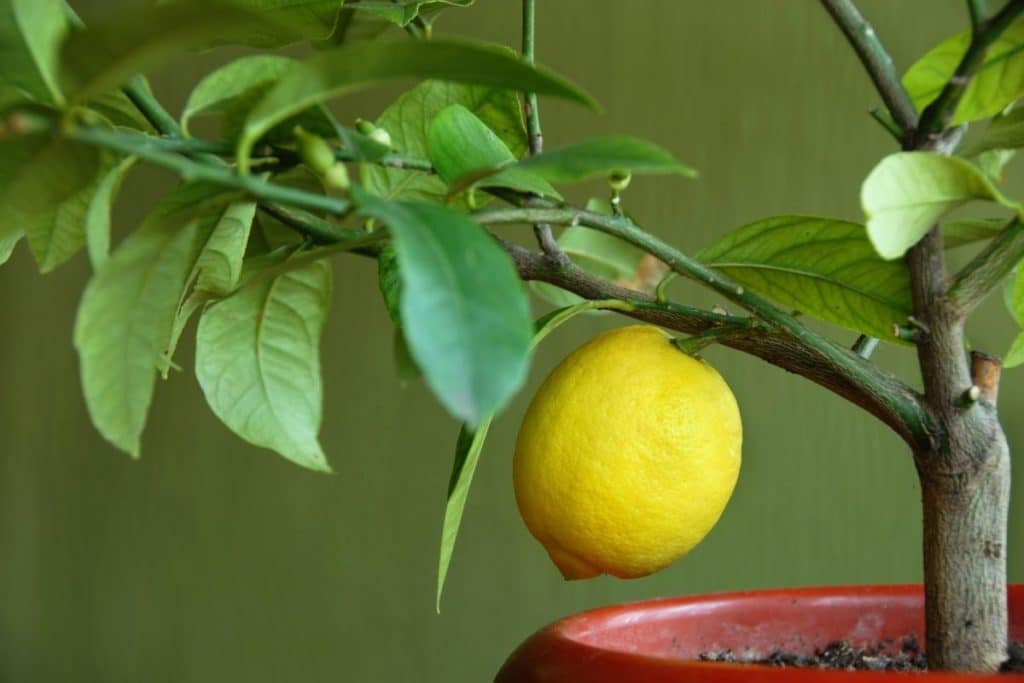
[123,77,182,138]
[818,0,918,133]
[968,0,989,34]
[521,0,564,263]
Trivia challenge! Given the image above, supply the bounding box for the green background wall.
[1,2,1021,681]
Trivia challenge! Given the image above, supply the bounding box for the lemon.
[513,325,742,580]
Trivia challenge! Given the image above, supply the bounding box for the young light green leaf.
[698,216,912,340]
[515,135,696,184]
[0,137,102,273]
[354,189,533,426]
[427,104,559,198]
[436,297,631,610]
[1008,266,1023,325]
[195,259,333,472]
[0,0,66,105]
[903,21,1024,126]
[194,200,257,295]
[238,38,597,171]
[60,1,283,100]
[74,183,228,457]
[85,156,137,271]
[363,81,526,203]
[861,152,1017,260]
[181,55,295,134]
[1006,333,1024,367]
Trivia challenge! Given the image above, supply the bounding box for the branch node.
[970,350,1002,405]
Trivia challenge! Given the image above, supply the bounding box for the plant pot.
[496,584,1024,682]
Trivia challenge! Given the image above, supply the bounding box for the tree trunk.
[916,426,1010,671]
[909,228,1011,671]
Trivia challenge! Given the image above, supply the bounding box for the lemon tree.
[2,0,1023,672]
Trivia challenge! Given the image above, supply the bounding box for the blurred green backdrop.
[1,2,1022,681]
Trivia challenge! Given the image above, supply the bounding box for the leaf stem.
[819,0,918,133]
[123,77,184,138]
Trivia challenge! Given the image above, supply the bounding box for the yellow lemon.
[513,325,742,580]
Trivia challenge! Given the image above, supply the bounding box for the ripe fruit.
[513,325,742,580]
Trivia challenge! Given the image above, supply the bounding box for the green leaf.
[0,136,103,273]
[1006,332,1024,367]
[962,108,1024,156]
[354,189,532,426]
[350,0,472,26]
[427,104,559,198]
[1008,266,1023,325]
[436,418,491,611]
[861,152,1017,260]
[903,21,1024,125]
[60,1,284,100]
[238,38,597,171]
[377,243,402,325]
[87,89,155,132]
[435,297,631,610]
[85,156,137,271]
[0,231,18,265]
[515,135,696,184]
[202,0,344,47]
[392,326,421,385]
[181,55,295,134]
[73,183,228,457]
[194,200,257,295]
[195,259,333,472]
[697,216,912,339]
[363,80,526,203]
[942,217,1006,248]
[0,0,67,105]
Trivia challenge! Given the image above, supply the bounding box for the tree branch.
[478,206,935,447]
[947,216,1024,313]
[819,0,918,133]
[914,0,1024,144]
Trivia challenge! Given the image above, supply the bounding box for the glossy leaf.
[354,189,532,426]
[61,1,281,100]
[195,259,333,472]
[0,0,66,105]
[85,156,137,271]
[903,21,1024,125]
[363,81,526,203]
[73,183,228,457]
[698,216,912,339]
[238,38,597,171]
[861,152,1016,260]
[195,200,257,295]
[515,135,696,183]
[0,136,102,273]
[427,104,559,198]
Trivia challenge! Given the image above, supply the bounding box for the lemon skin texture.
[513,325,742,580]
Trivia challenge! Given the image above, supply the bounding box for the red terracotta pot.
[496,585,1024,682]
